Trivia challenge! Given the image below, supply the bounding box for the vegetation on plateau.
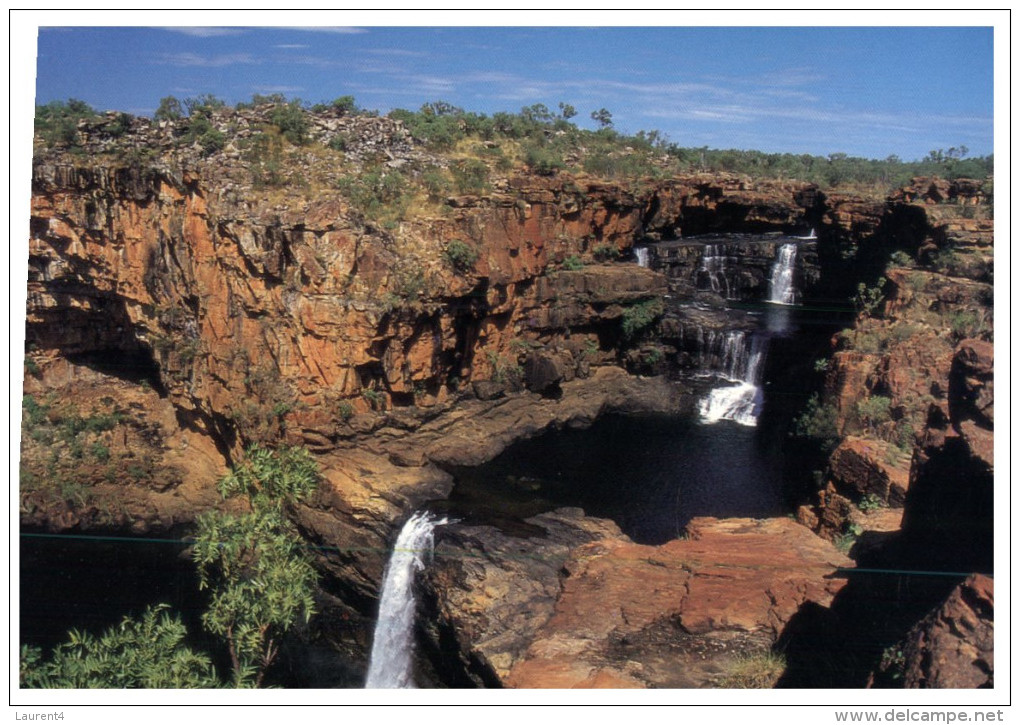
[35,93,993,193]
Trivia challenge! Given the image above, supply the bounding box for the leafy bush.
[451,158,490,194]
[561,254,584,271]
[20,605,219,689]
[444,239,479,272]
[855,395,892,433]
[793,393,840,451]
[948,310,983,340]
[217,443,319,512]
[620,298,665,339]
[889,250,914,267]
[858,492,887,512]
[524,144,566,175]
[853,277,887,317]
[154,96,184,122]
[336,167,410,222]
[270,101,309,146]
[34,98,96,147]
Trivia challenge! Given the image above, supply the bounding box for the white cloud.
[285,26,367,34]
[363,48,425,57]
[253,85,304,93]
[274,44,309,49]
[163,27,245,38]
[157,52,259,67]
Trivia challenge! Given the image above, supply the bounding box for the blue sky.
[31,24,994,161]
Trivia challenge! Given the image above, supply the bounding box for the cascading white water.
[365,511,447,688]
[635,246,650,268]
[697,332,767,427]
[700,244,732,298]
[768,243,798,306]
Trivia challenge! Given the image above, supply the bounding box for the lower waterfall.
[697,332,767,427]
[635,246,650,268]
[365,511,447,688]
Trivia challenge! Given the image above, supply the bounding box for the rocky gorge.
[20,105,995,689]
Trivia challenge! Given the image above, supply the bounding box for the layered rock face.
[22,112,993,689]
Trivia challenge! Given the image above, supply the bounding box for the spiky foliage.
[217,444,319,513]
[19,604,219,689]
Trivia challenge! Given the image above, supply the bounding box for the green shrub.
[217,444,319,512]
[154,96,184,122]
[855,395,892,433]
[524,144,566,175]
[948,310,983,340]
[270,101,309,146]
[889,250,913,267]
[421,167,450,201]
[853,277,887,317]
[336,167,410,222]
[34,98,96,147]
[858,493,886,512]
[592,243,619,261]
[562,254,584,271]
[793,393,840,451]
[717,651,786,689]
[444,239,479,272]
[451,158,490,194]
[620,298,665,339]
[337,400,355,421]
[20,605,219,689]
[362,388,386,410]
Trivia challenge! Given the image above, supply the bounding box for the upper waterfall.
[768,243,799,306]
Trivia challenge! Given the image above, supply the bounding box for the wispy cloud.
[157,52,259,67]
[274,44,309,49]
[163,27,245,38]
[363,48,426,58]
[285,26,367,34]
[253,85,304,94]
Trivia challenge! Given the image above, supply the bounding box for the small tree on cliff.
[590,107,614,129]
[192,445,321,687]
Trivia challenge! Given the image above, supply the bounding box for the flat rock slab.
[425,512,852,688]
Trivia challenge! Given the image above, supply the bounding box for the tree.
[192,510,318,687]
[154,96,183,122]
[590,107,613,128]
[558,102,577,120]
[193,444,321,687]
[20,605,219,689]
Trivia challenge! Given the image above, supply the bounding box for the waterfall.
[700,244,732,298]
[365,511,447,688]
[768,243,798,306]
[697,332,767,427]
[635,246,650,268]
